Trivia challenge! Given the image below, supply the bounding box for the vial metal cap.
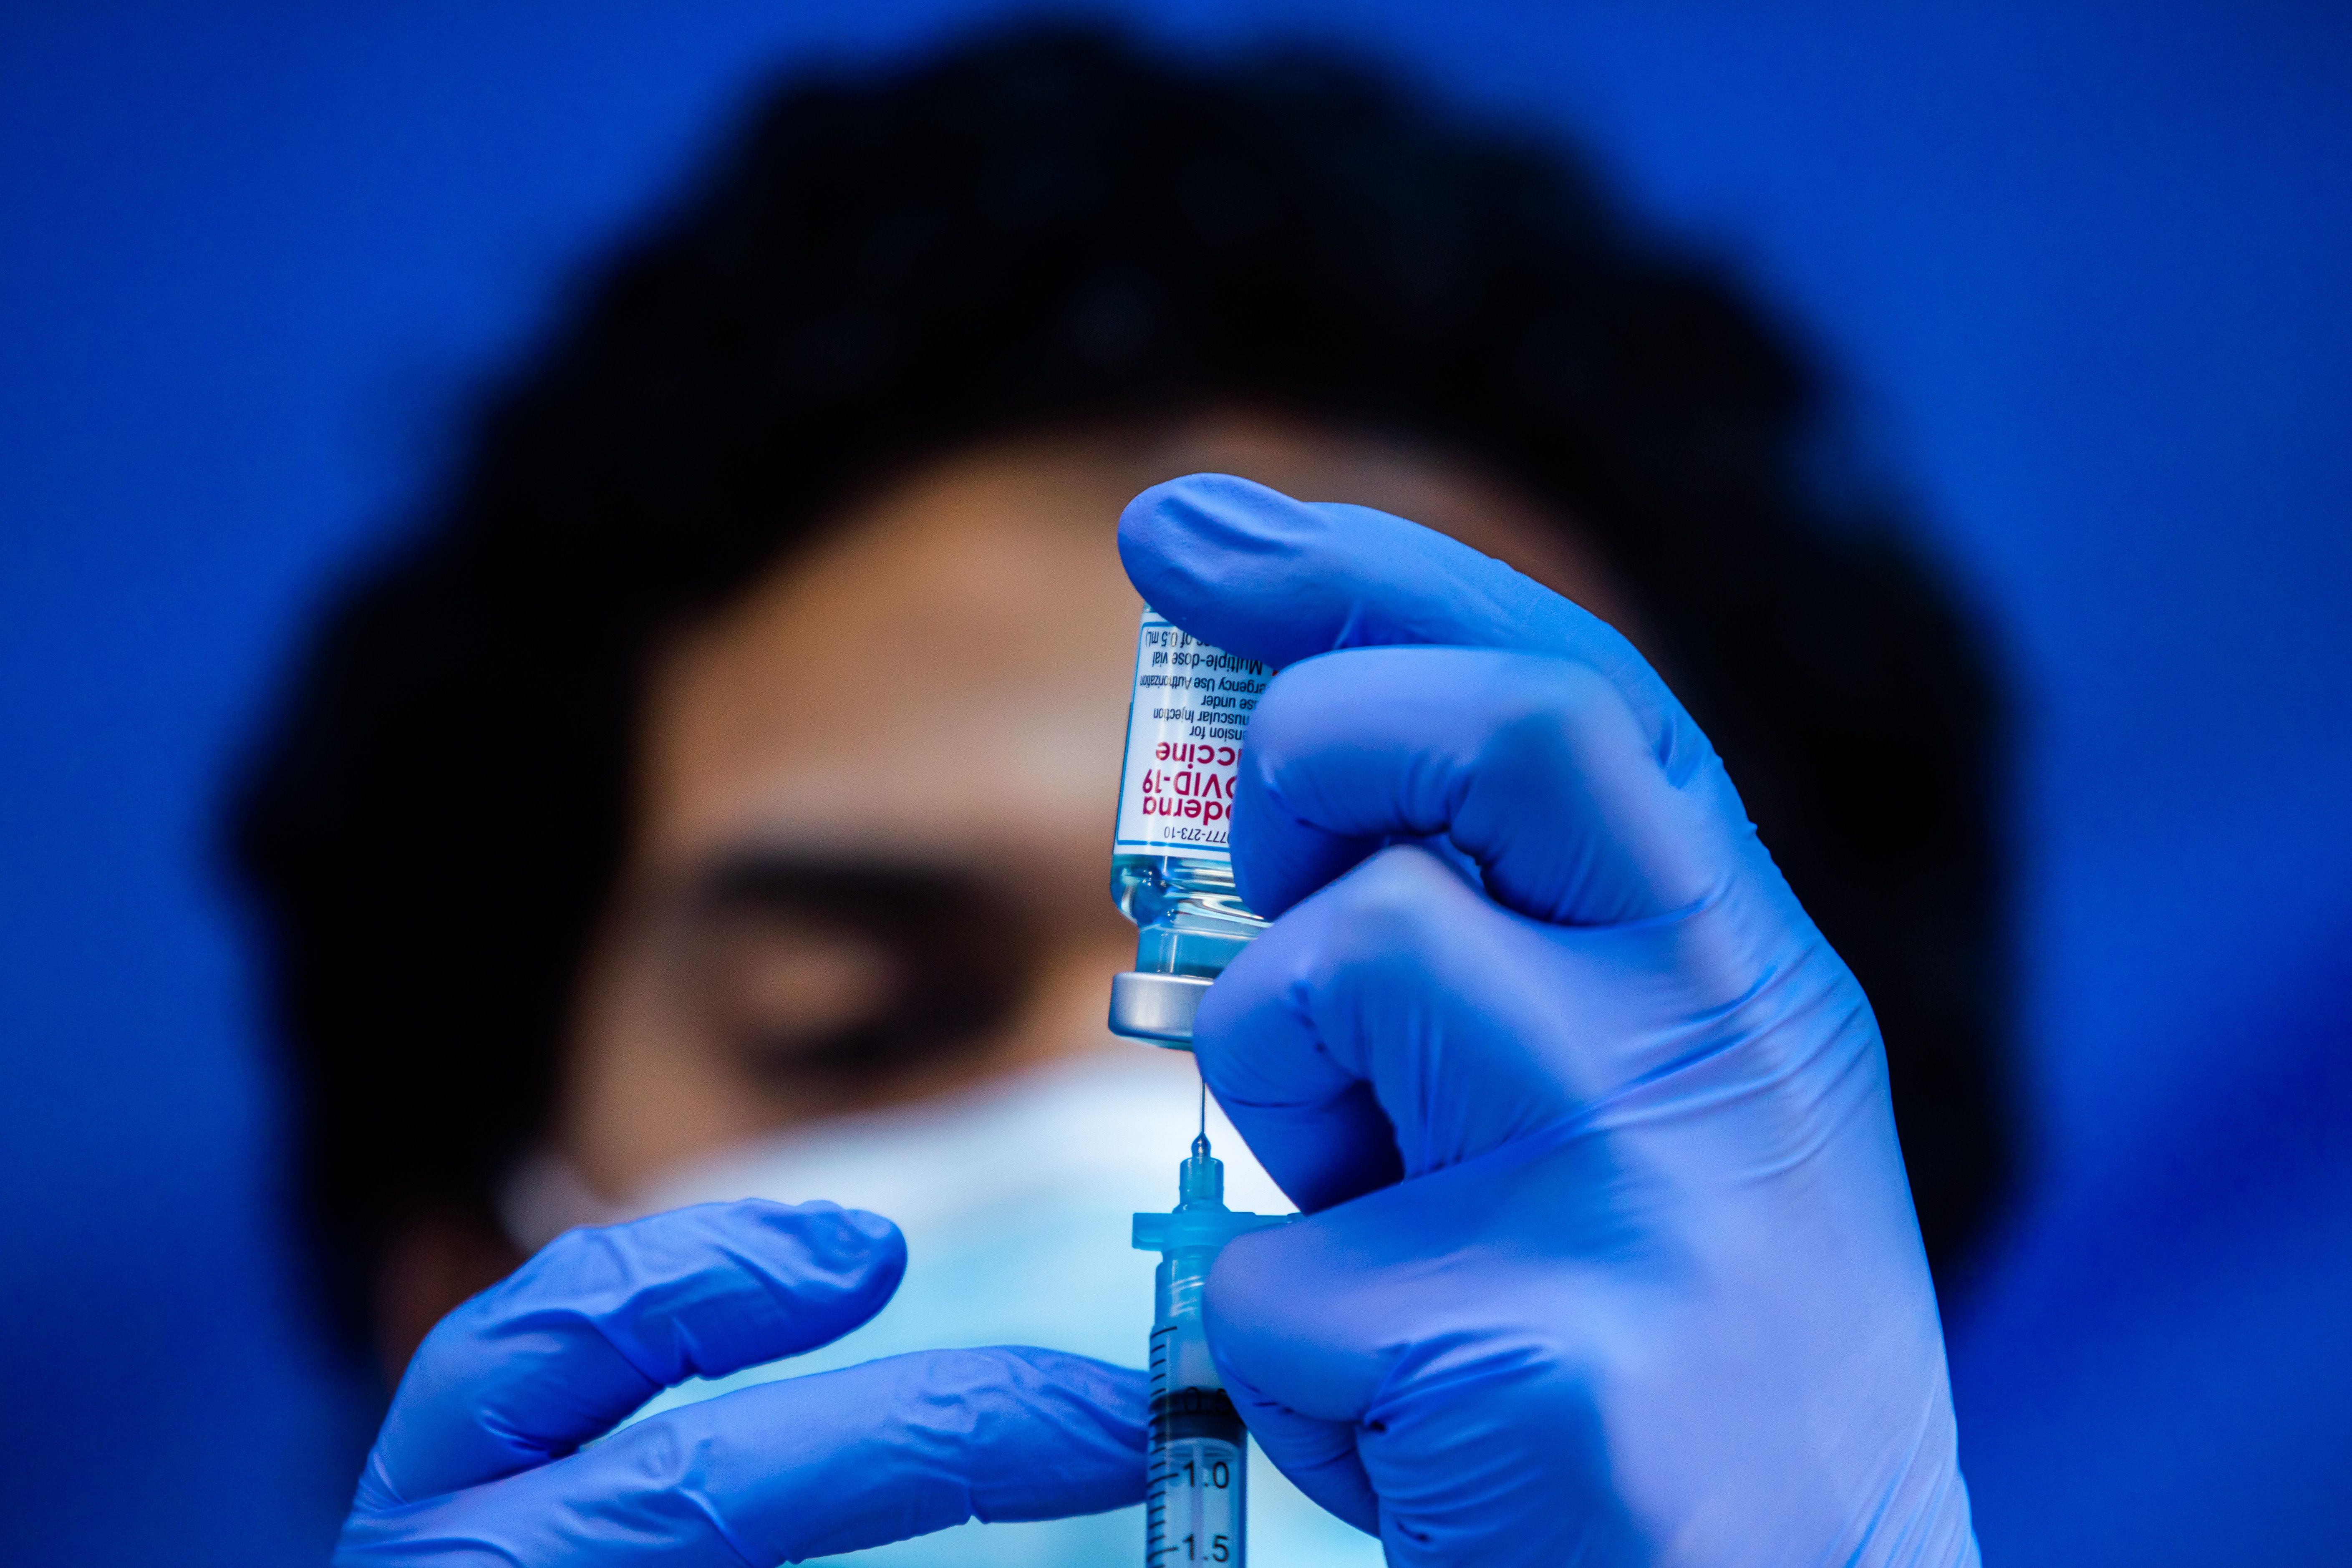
[1107,970,1213,1047]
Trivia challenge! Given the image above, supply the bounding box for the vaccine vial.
[1107,608,1274,1046]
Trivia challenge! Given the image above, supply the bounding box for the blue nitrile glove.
[335,1200,1148,1565]
[1121,474,1978,1568]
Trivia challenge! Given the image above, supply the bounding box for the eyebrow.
[679,850,1043,998]
[676,849,1044,1059]
[685,852,1016,930]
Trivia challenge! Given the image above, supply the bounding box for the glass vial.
[1107,608,1273,1046]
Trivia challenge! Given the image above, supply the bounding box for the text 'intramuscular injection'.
[1107,609,1274,1046]
[1132,1129,1293,1568]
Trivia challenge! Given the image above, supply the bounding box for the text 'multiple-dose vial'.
[1107,608,1274,1046]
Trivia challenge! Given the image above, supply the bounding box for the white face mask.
[502,1049,1380,1567]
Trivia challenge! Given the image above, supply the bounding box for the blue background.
[2,3,2346,1562]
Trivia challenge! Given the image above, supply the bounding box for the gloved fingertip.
[1216,1364,1381,1536]
[1228,748,1384,918]
[776,1198,906,1261]
[729,1200,907,1290]
[1117,473,1334,658]
[1277,1452,1384,1536]
[1193,918,1406,1212]
[691,1347,1152,1559]
[1117,471,1296,571]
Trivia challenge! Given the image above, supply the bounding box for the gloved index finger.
[362,1199,904,1509]
[338,1348,1150,1568]
[1117,472,1698,769]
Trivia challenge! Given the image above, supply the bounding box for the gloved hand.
[335,1200,1147,1565]
[1122,474,1979,1567]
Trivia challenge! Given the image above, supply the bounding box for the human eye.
[673,856,1038,1094]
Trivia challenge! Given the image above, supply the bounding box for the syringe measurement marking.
[1148,1436,1240,1565]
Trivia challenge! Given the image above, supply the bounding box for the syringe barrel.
[1148,1316,1248,1566]
[1153,1257,1223,1389]
[1134,1140,1289,1567]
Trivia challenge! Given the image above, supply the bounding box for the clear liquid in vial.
[1109,610,1273,982]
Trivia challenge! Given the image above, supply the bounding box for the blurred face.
[558,415,1630,1200]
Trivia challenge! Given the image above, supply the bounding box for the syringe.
[1132,1129,1292,1567]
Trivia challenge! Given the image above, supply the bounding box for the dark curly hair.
[231,22,2011,1341]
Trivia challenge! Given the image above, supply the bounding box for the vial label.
[1112,610,1275,860]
